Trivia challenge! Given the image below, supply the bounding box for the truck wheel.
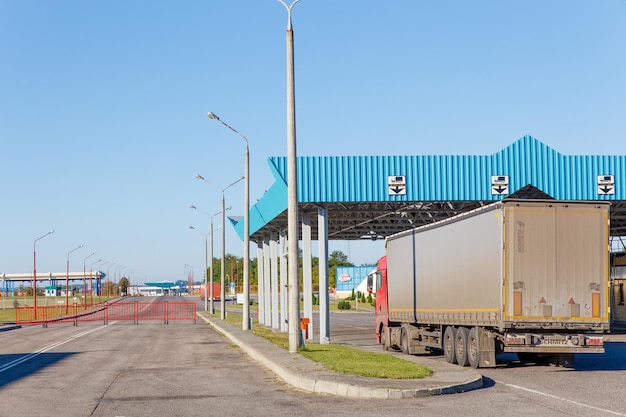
[455,327,470,366]
[380,325,389,351]
[467,327,480,368]
[401,327,409,354]
[443,327,457,364]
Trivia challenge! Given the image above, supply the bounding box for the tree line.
[206,250,371,292]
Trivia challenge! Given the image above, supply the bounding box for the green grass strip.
[219,310,432,379]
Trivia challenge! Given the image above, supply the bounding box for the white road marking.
[500,381,626,416]
[0,323,115,373]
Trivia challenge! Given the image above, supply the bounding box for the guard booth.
[45,286,61,297]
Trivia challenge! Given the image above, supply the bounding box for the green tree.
[210,254,259,293]
[328,250,353,289]
[297,256,320,291]
[330,250,349,264]
[119,277,130,294]
[103,281,117,296]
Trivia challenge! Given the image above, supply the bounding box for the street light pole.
[33,230,54,319]
[196,175,243,320]
[189,226,209,311]
[83,252,96,307]
[207,112,251,330]
[190,205,230,314]
[65,244,83,312]
[90,259,103,304]
[221,177,244,320]
[221,189,227,319]
[111,265,120,296]
[106,262,116,300]
[96,261,109,302]
[184,264,193,296]
[278,0,302,352]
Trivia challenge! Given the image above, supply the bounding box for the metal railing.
[16,301,197,326]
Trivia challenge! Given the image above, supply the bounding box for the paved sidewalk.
[197,311,484,399]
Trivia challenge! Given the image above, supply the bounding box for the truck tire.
[380,325,389,351]
[467,327,480,369]
[455,327,470,366]
[400,327,409,354]
[443,326,457,364]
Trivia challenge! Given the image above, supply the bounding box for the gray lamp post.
[106,262,116,299]
[207,112,251,330]
[278,0,302,352]
[96,261,109,302]
[184,264,194,295]
[196,175,244,320]
[189,225,209,311]
[83,252,96,307]
[65,244,83,312]
[190,204,230,314]
[89,259,102,304]
[33,230,54,318]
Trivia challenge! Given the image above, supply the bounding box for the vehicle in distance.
[199,282,221,301]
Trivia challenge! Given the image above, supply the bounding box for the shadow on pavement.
[0,352,78,388]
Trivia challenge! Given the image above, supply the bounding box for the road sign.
[388,176,406,195]
[492,185,509,195]
[597,175,614,185]
[598,185,615,195]
[491,175,509,195]
[491,175,509,185]
[597,174,615,195]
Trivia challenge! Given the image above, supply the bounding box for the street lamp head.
[195,174,205,181]
[190,205,197,210]
[189,226,195,230]
[207,112,219,120]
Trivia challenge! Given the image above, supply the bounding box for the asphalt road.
[2,296,626,417]
[327,309,626,416]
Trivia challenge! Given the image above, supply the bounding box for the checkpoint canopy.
[228,135,626,243]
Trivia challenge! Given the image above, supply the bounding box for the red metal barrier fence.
[16,301,197,326]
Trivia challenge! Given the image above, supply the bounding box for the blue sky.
[1,1,625,284]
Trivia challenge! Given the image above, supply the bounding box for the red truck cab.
[374,256,389,344]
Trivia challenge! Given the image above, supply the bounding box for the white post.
[279,230,288,332]
[302,213,313,340]
[257,241,265,325]
[318,206,330,343]
[263,237,272,327]
[271,234,279,330]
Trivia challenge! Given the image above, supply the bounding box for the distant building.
[45,286,61,297]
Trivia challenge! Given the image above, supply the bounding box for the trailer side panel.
[387,204,503,326]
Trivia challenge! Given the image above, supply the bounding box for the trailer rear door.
[503,200,609,325]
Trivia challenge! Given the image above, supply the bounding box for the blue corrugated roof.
[230,135,625,239]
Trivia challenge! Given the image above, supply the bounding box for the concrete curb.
[197,313,484,399]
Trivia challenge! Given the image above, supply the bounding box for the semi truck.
[199,282,221,301]
[375,199,610,368]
